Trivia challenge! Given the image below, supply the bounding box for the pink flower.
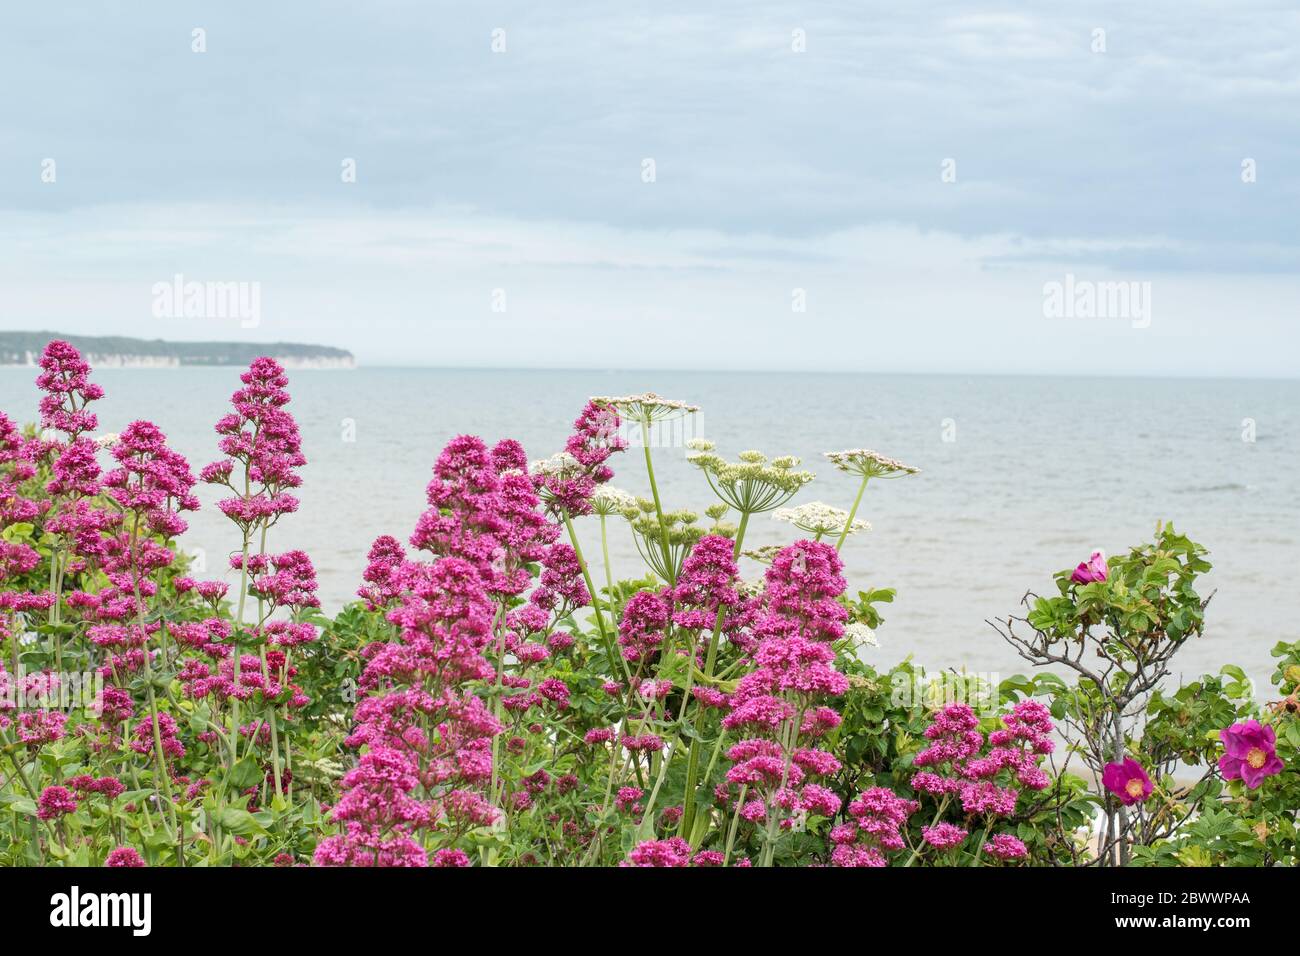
[1070,549,1108,584]
[830,787,917,867]
[922,821,968,849]
[983,833,1028,861]
[618,589,670,663]
[672,535,740,629]
[1218,719,1284,789]
[432,848,470,867]
[1101,757,1153,805]
[536,401,627,517]
[36,340,103,437]
[104,847,147,867]
[37,785,78,820]
[622,837,692,867]
[203,357,306,531]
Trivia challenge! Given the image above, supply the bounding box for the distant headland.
[0,332,355,369]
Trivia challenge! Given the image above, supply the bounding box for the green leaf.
[218,806,269,837]
[228,757,263,791]
[0,795,37,816]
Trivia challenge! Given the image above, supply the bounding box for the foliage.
[0,339,1291,868]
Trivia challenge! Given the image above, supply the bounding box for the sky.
[1,1,1297,375]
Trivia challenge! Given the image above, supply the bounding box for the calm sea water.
[2,367,1296,694]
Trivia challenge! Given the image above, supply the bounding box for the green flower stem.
[126,513,180,855]
[635,736,680,833]
[904,796,950,867]
[251,522,286,804]
[599,514,616,617]
[639,418,675,586]
[722,783,748,866]
[969,825,989,866]
[563,513,631,686]
[758,703,805,867]
[489,603,509,808]
[230,526,251,768]
[835,475,869,552]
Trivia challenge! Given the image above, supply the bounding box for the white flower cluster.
[823,449,919,479]
[772,501,871,537]
[528,451,581,478]
[592,392,700,422]
[590,485,637,516]
[844,622,878,648]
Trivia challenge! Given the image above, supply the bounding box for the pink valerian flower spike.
[983,833,1028,861]
[202,357,306,532]
[104,847,147,867]
[35,340,104,439]
[533,400,628,517]
[102,421,200,539]
[830,787,918,867]
[720,541,851,849]
[357,534,409,609]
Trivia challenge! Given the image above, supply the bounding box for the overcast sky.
[1,1,1297,375]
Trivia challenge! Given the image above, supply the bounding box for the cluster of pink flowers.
[912,700,1052,813]
[718,540,849,837]
[829,786,917,867]
[618,589,670,664]
[201,357,305,530]
[0,341,328,867]
[37,784,78,820]
[622,836,748,867]
[321,425,587,865]
[901,699,1055,862]
[536,400,627,516]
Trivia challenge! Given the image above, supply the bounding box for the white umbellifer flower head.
[93,433,120,449]
[528,451,581,478]
[688,445,815,514]
[823,449,920,479]
[844,622,878,648]
[591,392,700,423]
[772,501,871,538]
[590,485,637,517]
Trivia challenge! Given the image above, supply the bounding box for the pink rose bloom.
[1218,720,1284,789]
[1070,549,1108,584]
[1101,757,1153,805]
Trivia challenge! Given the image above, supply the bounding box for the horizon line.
[7,362,1291,383]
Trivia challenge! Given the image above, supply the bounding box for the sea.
[2,366,1296,697]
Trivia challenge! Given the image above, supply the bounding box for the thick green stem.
[127,512,181,857]
[230,528,251,767]
[639,419,675,586]
[563,514,630,686]
[599,514,616,616]
[723,784,748,866]
[835,475,869,552]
